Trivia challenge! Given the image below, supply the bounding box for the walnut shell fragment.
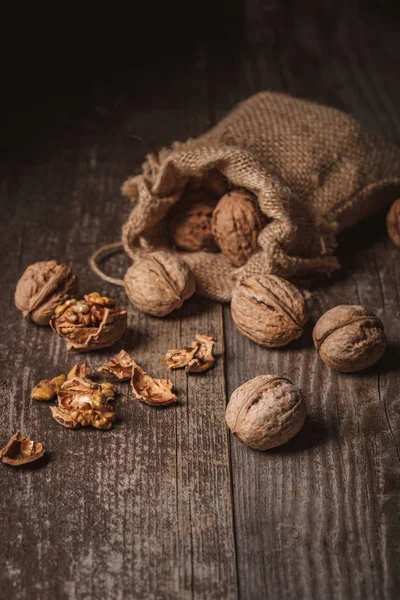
[31,373,66,401]
[130,361,177,406]
[98,350,134,381]
[51,376,116,430]
[225,375,306,451]
[161,334,215,373]
[231,275,308,347]
[211,188,263,267]
[15,261,78,326]
[50,292,127,351]
[168,189,219,252]
[386,198,400,248]
[1,432,45,466]
[313,305,387,372]
[124,251,195,317]
[67,363,91,379]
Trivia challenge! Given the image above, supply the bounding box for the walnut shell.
[15,261,78,326]
[211,188,263,267]
[124,251,195,317]
[225,375,306,450]
[168,190,219,252]
[386,198,400,248]
[1,432,45,466]
[231,275,308,347]
[313,305,387,372]
[50,292,127,351]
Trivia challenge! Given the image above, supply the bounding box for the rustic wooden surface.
[1,4,400,599]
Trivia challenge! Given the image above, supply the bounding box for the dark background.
[2,0,399,155]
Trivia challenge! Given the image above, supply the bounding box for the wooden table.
[1,5,399,599]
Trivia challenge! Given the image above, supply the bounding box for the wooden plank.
[210,7,400,600]
[0,47,236,599]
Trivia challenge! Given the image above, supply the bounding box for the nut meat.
[313,305,387,372]
[31,373,66,401]
[50,292,127,351]
[225,375,306,450]
[51,376,116,430]
[211,188,263,267]
[15,261,78,326]
[124,251,195,317]
[231,275,308,347]
[161,334,215,373]
[1,432,45,466]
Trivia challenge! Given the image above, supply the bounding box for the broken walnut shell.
[1,432,45,466]
[98,350,134,381]
[225,375,306,450]
[130,360,177,406]
[161,334,215,373]
[31,373,66,401]
[124,251,195,317]
[313,305,387,372]
[67,363,91,379]
[386,198,400,248]
[15,260,79,326]
[50,292,127,351]
[211,188,263,267]
[231,275,308,347]
[168,189,219,252]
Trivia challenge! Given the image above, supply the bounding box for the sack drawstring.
[89,242,125,287]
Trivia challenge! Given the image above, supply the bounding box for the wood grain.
[211,5,400,600]
[1,4,400,599]
[0,48,236,600]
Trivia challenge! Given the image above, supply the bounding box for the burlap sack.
[119,91,400,302]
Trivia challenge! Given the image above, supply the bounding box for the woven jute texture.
[121,91,400,302]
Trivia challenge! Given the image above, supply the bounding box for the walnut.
[225,375,306,450]
[1,432,45,466]
[313,305,387,372]
[386,198,400,248]
[168,189,219,252]
[50,292,127,351]
[51,376,116,430]
[124,251,195,317]
[161,334,215,373]
[231,275,308,347]
[14,261,78,326]
[130,360,177,406]
[31,373,66,401]
[211,188,263,266]
[98,350,134,381]
[67,363,91,379]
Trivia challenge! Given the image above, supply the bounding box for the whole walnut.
[168,189,219,252]
[313,305,387,372]
[211,188,263,266]
[50,292,127,351]
[15,261,78,326]
[231,275,308,347]
[386,198,400,248]
[225,375,306,450]
[124,251,195,317]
